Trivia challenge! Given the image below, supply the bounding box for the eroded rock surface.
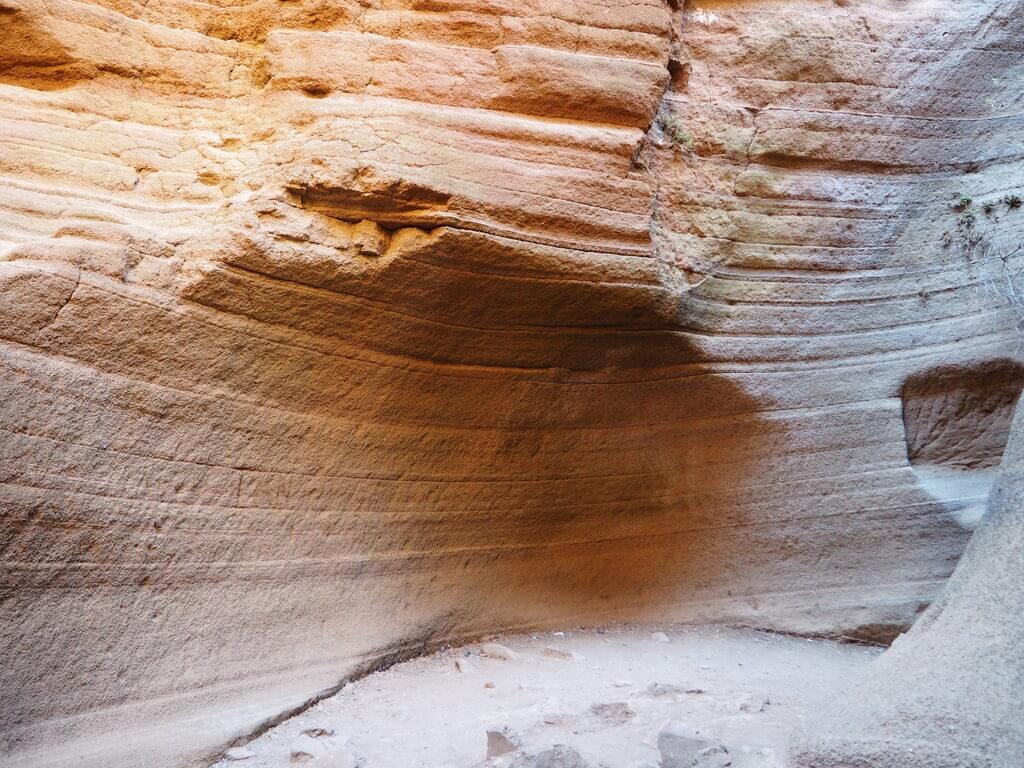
[1,1,1023,766]
[792,394,1024,767]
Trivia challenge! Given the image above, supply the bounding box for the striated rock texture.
[792,393,1024,767]
[0,1,1022,766]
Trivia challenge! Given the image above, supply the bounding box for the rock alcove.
[1,0,1022,767]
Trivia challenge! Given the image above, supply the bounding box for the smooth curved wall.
[1,0,1023,766]
[793,391,1024,767]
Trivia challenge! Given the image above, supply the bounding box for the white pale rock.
[525,744,591,768]
[649,632,670,643]
[658,721,731,768]
[542,646,584,662]
[486,727,521,758]
[480,643,520,661]
[224,746,255,761]
[590,702,633,725]
[694,746,732,768]
[301,727,335,738]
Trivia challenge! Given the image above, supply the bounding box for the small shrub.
[1005,194,1022,209]
[983,201,996,215]
[661,117,694,151]
[952,194,973,211]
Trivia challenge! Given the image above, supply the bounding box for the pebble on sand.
[486,727,521,758]
[542,647,584,662]
[658,721,731,768]
[480,643,521,661]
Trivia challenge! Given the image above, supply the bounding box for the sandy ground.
[211,626,880,768]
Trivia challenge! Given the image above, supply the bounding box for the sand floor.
[211,625,880,768]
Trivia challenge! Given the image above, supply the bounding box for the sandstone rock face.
[1,1,1022,766]
[792,393,1024,767]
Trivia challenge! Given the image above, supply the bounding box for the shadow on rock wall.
[0,226,781,767]
[901,359,1024,530]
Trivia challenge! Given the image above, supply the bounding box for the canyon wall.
[793,391,1024,767]
[1,1,1022,766]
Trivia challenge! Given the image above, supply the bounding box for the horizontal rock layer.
[1,0,1022,766]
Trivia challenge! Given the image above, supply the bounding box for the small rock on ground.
[512,744,590,768]
[481,643,520,661]
[658,721,731,768]
[487,727,521,758]
[301,728,335,738]
[543,647,584,662]
[590,702,634,725]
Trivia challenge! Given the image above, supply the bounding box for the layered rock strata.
[1,1,1023,766]
[792,393,1024,767]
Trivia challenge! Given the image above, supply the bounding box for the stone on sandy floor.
[225,746,255,761]
[512,745,590,768]
[542,647,583,662]
[481,643,520,661]
[658,721,731,768]
[487,727,521,758]
[455,658,474,673]
[302,728,335,739]
[650,632,670,643]
[590,702,634,725]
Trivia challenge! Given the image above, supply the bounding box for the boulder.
[658,722,731,768]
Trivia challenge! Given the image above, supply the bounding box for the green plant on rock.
[952,194,973,211]
[661,116,694,151]
[1005,194,1022,209]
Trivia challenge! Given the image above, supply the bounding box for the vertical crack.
[733,108,763,197]
[40,269,81,332]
